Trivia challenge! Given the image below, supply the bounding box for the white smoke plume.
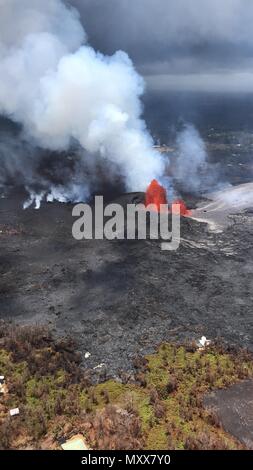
[174,124,212,193]
[0,0,165,207]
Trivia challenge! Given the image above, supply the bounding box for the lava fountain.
[145,179,192,216]
[145,179,168,211]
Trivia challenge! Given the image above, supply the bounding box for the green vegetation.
[0,322,252,450]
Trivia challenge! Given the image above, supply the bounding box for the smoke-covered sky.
[0,0,250,208]
[71,0,253,92]
[0,0,166,205]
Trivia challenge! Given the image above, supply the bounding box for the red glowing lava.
[145,179,191,216]
[172,199,192,217]
[145,179,168,212]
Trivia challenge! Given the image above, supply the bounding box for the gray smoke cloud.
[71,0,253,92]
[0,0,165,207]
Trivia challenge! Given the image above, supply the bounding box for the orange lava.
[145,179,191,216]
[145,179,168,212]
[172,199,192,217]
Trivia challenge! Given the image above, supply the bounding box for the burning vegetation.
[0,323,253,450]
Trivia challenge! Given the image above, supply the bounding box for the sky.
[70,0,253,92]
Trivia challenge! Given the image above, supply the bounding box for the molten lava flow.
[145,179,168,212]
[145,179,192,216]
[172,199,192,216]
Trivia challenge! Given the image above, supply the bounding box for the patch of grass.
[0,323,253,450]
[0,349,11,370]
[146,424,167,450]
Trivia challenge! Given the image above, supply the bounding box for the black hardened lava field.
[1,189,252,376]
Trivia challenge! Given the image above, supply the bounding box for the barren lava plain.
[0,188,252,377]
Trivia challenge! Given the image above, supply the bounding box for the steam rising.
[0,0,165,207]
[174,124,211,193]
